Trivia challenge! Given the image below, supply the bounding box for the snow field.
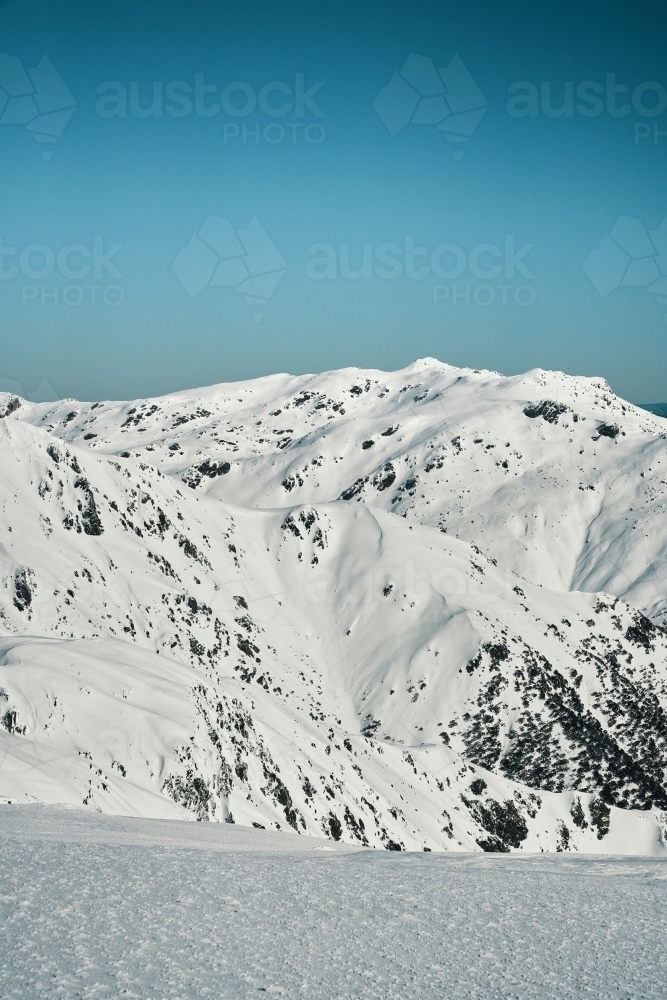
[1,806,666,1000]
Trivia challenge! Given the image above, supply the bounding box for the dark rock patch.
[523,400,568,424]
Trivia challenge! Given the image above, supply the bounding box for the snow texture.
[1,806,666,999]
[1,358,667,853]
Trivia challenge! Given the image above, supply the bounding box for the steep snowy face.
[1,362,667,853]
[15,358,667,626]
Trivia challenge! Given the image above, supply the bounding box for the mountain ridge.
[1,358,666,853]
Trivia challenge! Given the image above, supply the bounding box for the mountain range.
[1,358,666,853]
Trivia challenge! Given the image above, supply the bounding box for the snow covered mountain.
[1,358,666,854]
[22,357,667,623]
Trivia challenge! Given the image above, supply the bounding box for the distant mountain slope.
[1,361,666,853]
[639,403,667,419]
[12,358,666,626]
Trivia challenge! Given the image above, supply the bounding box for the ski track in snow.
[1,808,666,1000]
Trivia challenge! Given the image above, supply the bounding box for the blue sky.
[0,0,665,402]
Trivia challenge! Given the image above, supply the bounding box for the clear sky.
[0,0,666,403]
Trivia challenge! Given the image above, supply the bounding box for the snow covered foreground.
[1,358,667,853]
[2,806,666,1000]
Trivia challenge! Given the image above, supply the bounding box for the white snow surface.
[1,805,667,999]
[1,358,667,854]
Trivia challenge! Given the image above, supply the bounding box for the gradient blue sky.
[0,0,665,402]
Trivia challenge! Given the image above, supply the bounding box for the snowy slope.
[3,808,667,1000]
[15,357,667,625]
[1,361,667,853]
